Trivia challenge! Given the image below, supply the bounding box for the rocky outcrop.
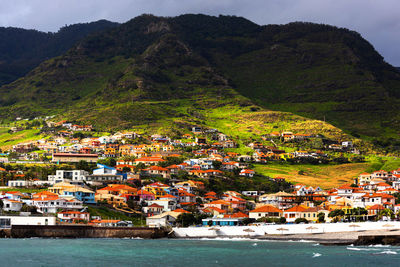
[353,235,400,246]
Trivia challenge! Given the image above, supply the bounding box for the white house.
[146,212,179,227]
[98,136,115,144]
[48,170,89,184]
[0,215,56,228]
[2,199,23,212]
[239,169,255,177]
[8,180,33,187]
[32,197,83,214]
[57,211,90,222]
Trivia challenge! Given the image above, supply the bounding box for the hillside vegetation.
[0,14,399,152]
[0,20,119,86]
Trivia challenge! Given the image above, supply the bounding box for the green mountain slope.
[168,15,400,140]
[0,20,119,86]
[0,14,398,149]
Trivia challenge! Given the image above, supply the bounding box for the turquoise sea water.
[0,238,399,266]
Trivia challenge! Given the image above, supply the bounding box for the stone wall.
[11,225,167,239]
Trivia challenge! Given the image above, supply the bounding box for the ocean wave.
[286,239,316,243]
[347,246,396,252]
[312,253,322,258]
[347,247,362,251]
[197,237,257,241]
[379,250,397,255]
[187,237,318,243]
[368,244,391,248]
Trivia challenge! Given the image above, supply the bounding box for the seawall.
[10,225,168,239]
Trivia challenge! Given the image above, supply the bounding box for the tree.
[328,209,345,222]
[135,163,146,171]
[76,160,89,171]
[177,213,197,227]
[294,218,308,224]
[377,208,394,221]
[97,158,116,167]
[212,161,222,170]
[21,204,37,213]
[317,212,325,223]
[122,167,131,173]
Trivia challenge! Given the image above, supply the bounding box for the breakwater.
[9,225,167,238]
[354,235,400,246]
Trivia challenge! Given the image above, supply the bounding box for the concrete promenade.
[173,221,400,242]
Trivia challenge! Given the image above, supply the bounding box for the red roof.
[285,206,308,212]
[240,169,255,174]
[337,184,354,190]
[224,212,248,218]
[179,191,195,197]
[97,186,120,192]
[172,208,190,213]
[148,182,169,187]
[135,157,165,162]
[148,203,163,208]
[368,204,385,210]
[207,200,230,205]
[59,211,88,215]
[145,166,169,171]
[53,153,98,157]
[137,190,154,196]
[203,207,226,213]
[250,205,282,213]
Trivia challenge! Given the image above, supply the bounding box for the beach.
[172,221,400,244]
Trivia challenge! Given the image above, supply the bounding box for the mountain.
[0,14,399,148]
[0,20,119,86]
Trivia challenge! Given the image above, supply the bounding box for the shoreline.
[173,230,400,246]
[172,221,400,245]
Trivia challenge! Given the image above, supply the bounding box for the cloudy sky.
[0,0,399,65]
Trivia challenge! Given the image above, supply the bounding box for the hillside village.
[0,119,398,228]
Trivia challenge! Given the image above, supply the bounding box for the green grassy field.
[87,206,144,226]
[0,128,43,151]
[0,187,46,193]
[254,158,400,189]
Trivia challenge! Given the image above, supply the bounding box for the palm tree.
[377,209,394,221]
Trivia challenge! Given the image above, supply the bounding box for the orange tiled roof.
[250,205,282,213]
[285,205,307,212]
[172,208,190,213]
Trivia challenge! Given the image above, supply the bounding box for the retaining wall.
[11,225,167,239]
